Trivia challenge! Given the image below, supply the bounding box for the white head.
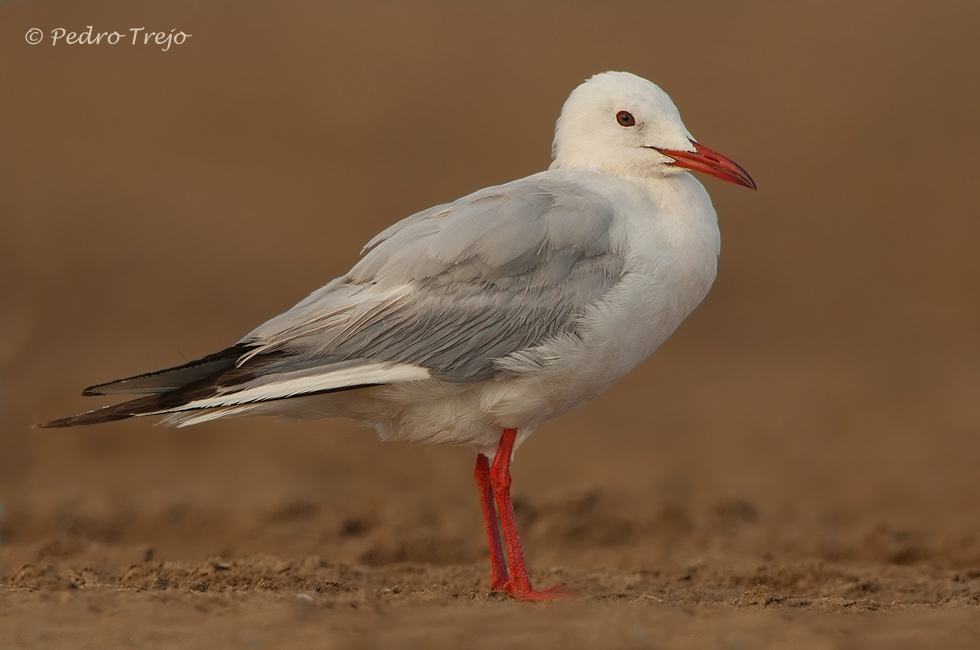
[551,72,755,189]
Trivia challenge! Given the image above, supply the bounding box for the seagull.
[41,71,755,600]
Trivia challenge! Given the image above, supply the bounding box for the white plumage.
[43,71,754,600]
[45,71,756,455]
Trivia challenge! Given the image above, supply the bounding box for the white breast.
[480,173,720,443]
[314,173,720,455]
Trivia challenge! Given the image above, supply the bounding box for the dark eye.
[616,111,636,127]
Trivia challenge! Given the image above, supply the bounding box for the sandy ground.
[3,1,980,647]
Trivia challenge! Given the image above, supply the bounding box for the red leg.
[488,428,573,601]
[474,454,508,590]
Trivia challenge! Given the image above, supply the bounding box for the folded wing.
[40,172,627,428]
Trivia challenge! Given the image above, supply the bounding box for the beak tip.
[654,142,756,191]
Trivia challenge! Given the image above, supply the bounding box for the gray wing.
[39,173,629,428]
[242,173,627,383]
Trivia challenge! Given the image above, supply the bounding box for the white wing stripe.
[150,362,430,414]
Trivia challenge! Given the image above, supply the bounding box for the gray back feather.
[243,173,627,383]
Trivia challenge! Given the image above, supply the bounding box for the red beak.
[648,141,756,190]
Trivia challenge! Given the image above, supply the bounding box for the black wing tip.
[36,397,158,428]
[37,411,135,428]
[36,417,77,429]
[79,343,253,397]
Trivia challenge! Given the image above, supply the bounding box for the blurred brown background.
[2,0,980,646]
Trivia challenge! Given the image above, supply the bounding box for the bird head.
[551,71,756,190]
